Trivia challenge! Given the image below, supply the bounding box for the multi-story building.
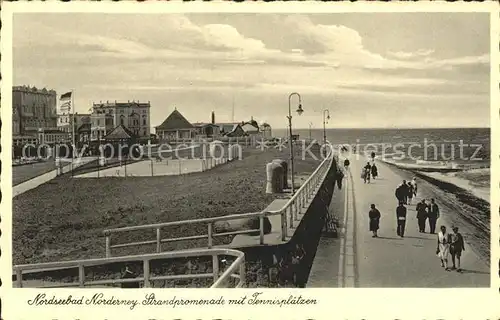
[89,100,151,141]
[12,86,59,145]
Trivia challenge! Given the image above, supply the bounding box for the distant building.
[90,100,151,141]
[155,108,195,141]
[12,86,59,145]
[260,122,272,139]
[193,111,222,138]
[241,118,260,135]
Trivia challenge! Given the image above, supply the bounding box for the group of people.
[367,176,467,272]
[361,162,378,184]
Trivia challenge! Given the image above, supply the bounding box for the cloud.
[387,49,435,59]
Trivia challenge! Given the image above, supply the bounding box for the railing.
[13,248,245,288]
[103,149,335,257]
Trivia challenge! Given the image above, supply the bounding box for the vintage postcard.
[1,1,498,319]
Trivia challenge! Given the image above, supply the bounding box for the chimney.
[211,111,215,124]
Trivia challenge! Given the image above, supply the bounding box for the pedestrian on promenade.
[427,199,440,234]
[407,181,414,205]
[395,180,407,204]
[416,199,428,233]
[121,266,140,288]
[450,226,465,272]
[291,243,306,287]
[436,225,451,271]
[368,204,381,238]
[411,177,418,196]
[396,201,407,237]
[344,158,350,171]
[363,162,372,184]
[371,163,378,179]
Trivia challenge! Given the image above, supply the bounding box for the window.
[120,116,124,125]
[143,129,147,136]
[143,118,146,125]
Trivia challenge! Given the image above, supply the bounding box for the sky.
[13,13,491,129]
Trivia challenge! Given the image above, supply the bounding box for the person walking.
[363,162,371,184]
[436,225,451,271]
[407,181,414,205]
[371,163,378,180]
[344,158,350,171]
[416,199,428,233]
[411,177,418,197]
[428,198,440,234]
[395,181,407,205]
[396,201,407,237]
[450,226,465,272]
[368,204,381,238]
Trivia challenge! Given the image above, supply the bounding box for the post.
[16,269,23,288]
[105,232,111,258]
[212,254,219,283]
[78,264,85,287]
[259,215,264,245]
[156,228,161,253]
[143,259,150,288]
[207,223,213,248]
[288,114,295,195]
[71,90,75,177]
[151,157,154,177]
[179,159,181,175]
[288,205,294,229]
[239,257,246,288]
[281,212,287,241]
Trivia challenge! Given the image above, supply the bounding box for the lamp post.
[322,109,330,146]
[288,92,304,195]
[308,122,313,142]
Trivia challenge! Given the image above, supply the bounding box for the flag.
[60,91,72,100]
[59,91,72,113]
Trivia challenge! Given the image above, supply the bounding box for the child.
[449,226,465,272]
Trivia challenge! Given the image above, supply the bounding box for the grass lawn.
[13,145,324,265]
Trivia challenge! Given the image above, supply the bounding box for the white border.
[1,2,498,319]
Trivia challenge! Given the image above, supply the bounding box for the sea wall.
[238,155,339,286]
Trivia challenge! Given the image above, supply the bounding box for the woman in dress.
[371,164,378,180]
[363,162,372,184]
[368,204,381,238]
[436,225,451,271]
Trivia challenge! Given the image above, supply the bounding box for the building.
[260,122,272,139]
[155,108,195,141]
[241,118,260,135]
[12,86,59,144]
[38,129,71,145]
[193,111,222,138]
[89,100,151,141]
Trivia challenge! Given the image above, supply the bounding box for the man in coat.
[395,180,407,204]
[416,199,428,233]
[396,201,407,237]
[427,198,440,234]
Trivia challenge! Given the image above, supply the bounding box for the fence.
[13,248,245,288]
[103,149,335,257]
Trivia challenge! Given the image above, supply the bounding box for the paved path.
[13,157,97,197]
[349,156,489,287]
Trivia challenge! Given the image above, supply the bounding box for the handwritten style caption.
[28,292,317,310]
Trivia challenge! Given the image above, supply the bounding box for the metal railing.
[13,248,245,288]
[103,149,335,257]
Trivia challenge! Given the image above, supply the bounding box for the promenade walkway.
[309,155,490,288]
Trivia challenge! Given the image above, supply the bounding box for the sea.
[272,127,491,165]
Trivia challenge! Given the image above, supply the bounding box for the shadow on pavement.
[460,269,489,275]
[404,236,434,241]
[374,236,401,240]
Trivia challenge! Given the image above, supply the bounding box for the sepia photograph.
[6,8,493,293]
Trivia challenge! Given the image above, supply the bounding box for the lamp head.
[296,104,304,116]
[327,114,330,120]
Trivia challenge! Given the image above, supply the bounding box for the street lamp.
[323,109,330,146]
[308,122,313,142]
[288,92,303,195]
